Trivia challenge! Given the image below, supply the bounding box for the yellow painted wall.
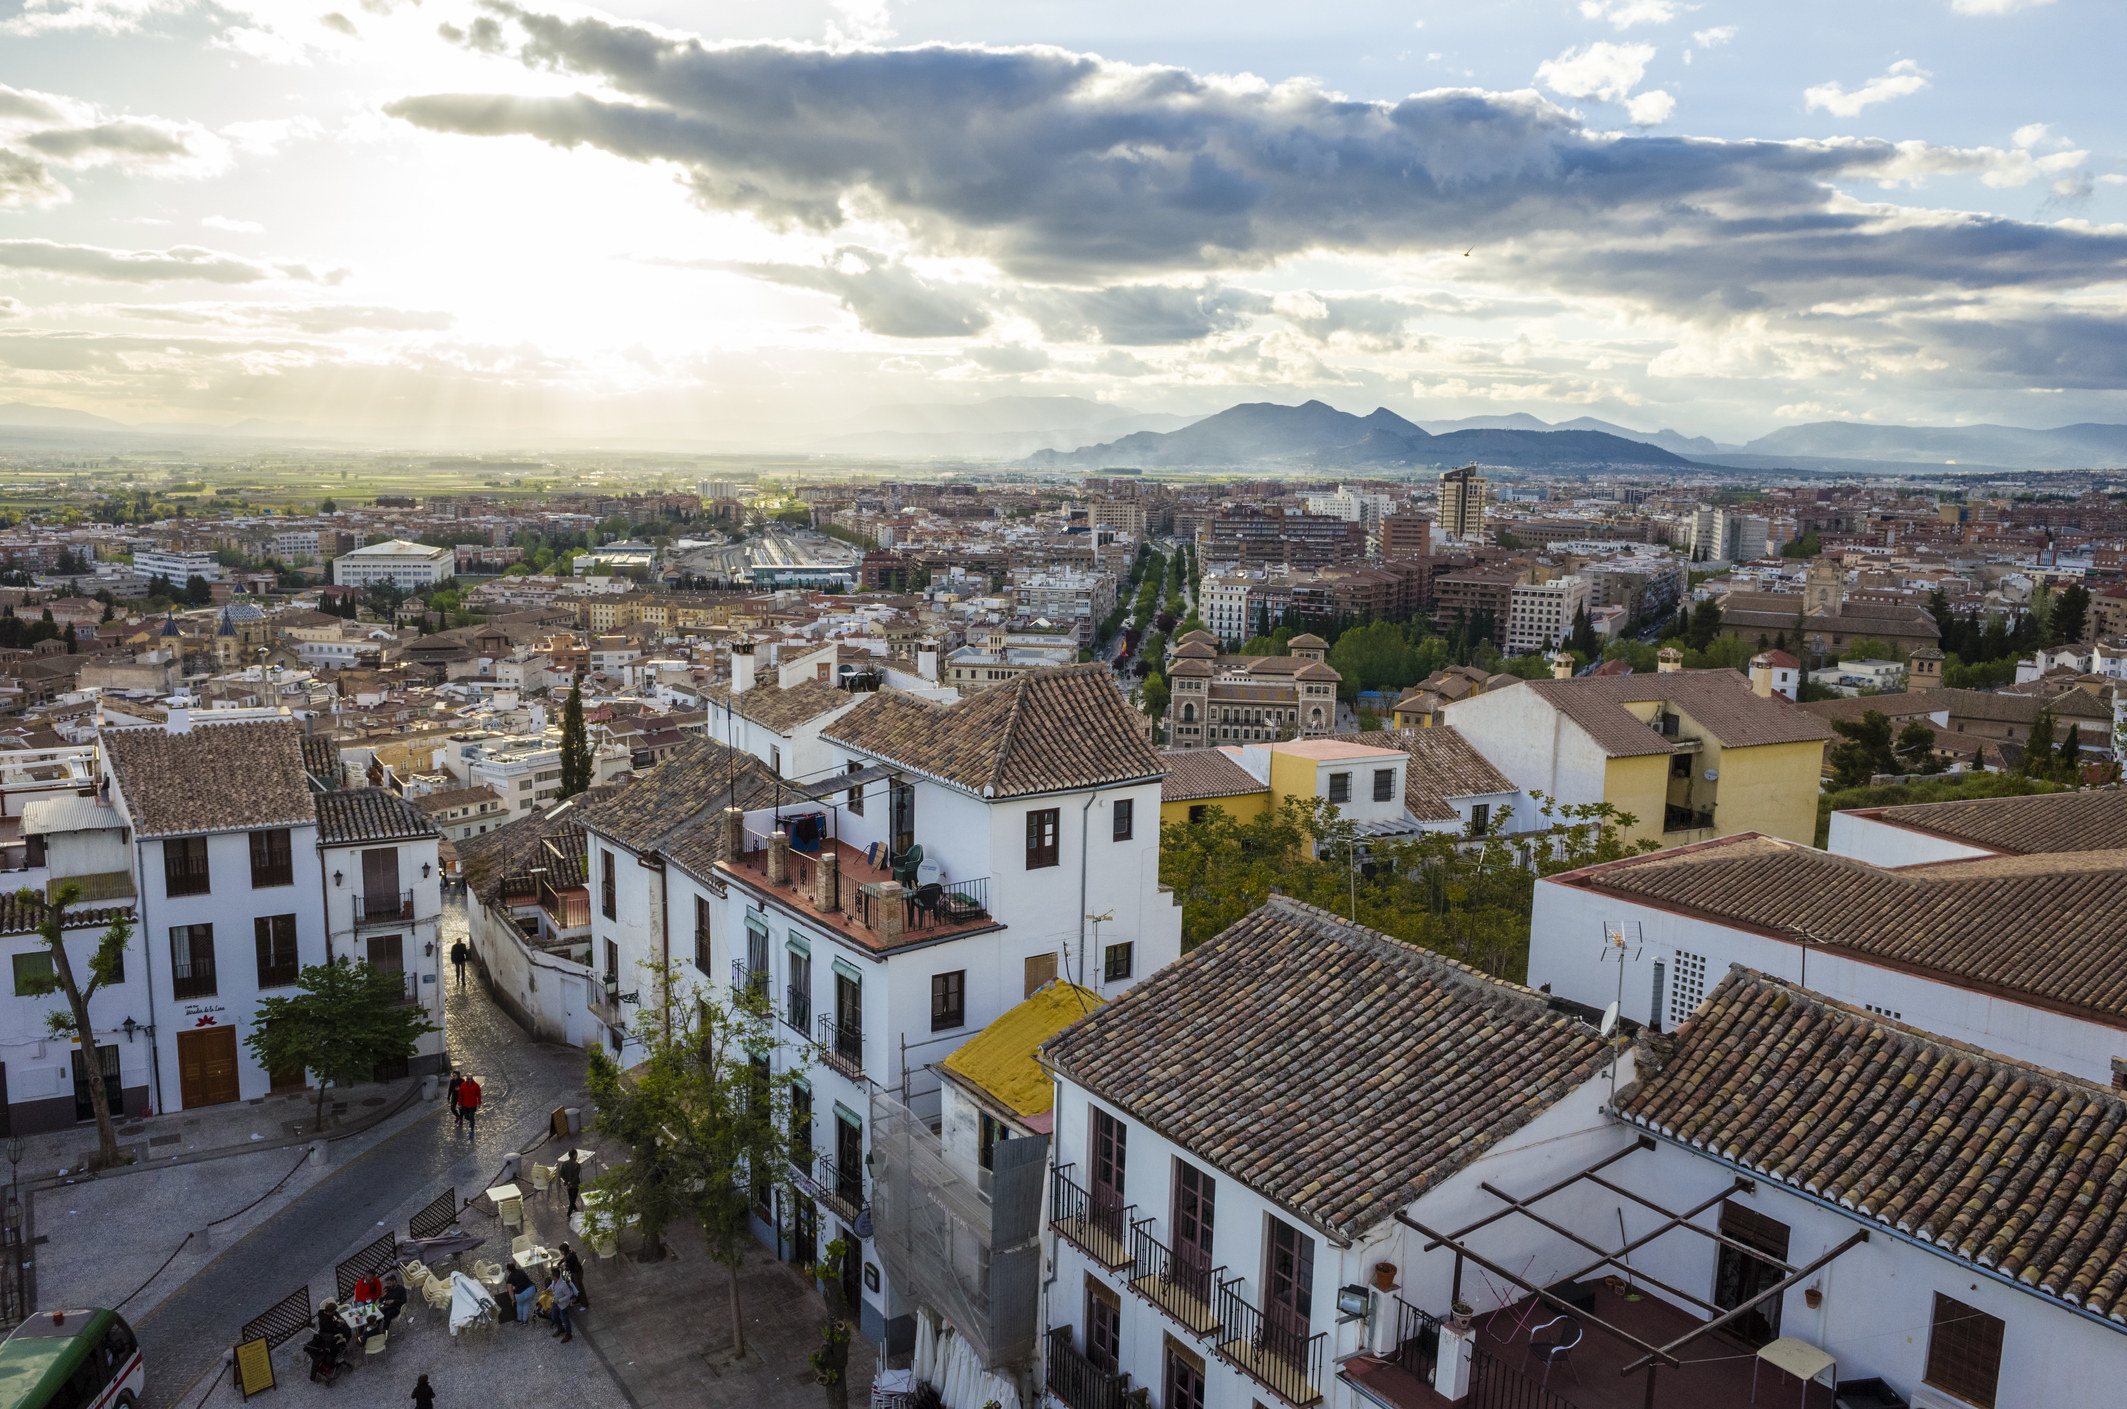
[1268,748,1320,810]
[1160,791,1270,830]
[1703,737,1824,845]
[1601,754,1673,848]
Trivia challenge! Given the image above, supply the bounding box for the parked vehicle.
[0,1308,144,1409]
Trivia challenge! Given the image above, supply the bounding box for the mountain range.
[1021,400,1698,471]
[816,395,1193,460]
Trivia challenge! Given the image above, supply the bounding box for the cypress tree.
[559,676,591,799]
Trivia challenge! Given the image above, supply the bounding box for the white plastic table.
[1751,1336,1835,1406]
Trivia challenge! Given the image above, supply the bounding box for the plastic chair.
[592,1234,618,1260]
[497,1197,523,1229]
[891,842,924,887]
[364,1331,388,1361]
[1526,1313,1583,1387]
[511,1234,534,1262]
[530,1164,554,1194]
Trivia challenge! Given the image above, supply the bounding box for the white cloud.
[2014,122,2051,149]
[201,215,263,233]
[826,0,896,46]
[1625,90,1677,126]
[1536,42,1656,103]
[1692,25,1736,47]
[1804,60,1930,118]
[0,0,187,35]
[1950,0,2052,13]
[1579,1,1682,27]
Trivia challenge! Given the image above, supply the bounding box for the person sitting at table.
[315,1302,353,1361]
[505,1261,536,1325]
[378,1274,409,1330]
[353,1272,383,1303]
[557,1242,588,1311]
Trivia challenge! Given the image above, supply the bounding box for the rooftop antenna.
[1598,920,1641,1107]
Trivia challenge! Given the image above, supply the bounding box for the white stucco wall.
[1444,686,1610,809]
[1826,811,1999,867]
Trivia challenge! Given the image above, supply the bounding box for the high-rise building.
[1438,465,1487,542]
[1379,512,1432,559]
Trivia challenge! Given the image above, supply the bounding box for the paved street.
[126,900,597,1409]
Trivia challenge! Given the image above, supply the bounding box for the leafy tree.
[1839,638,1900,662]
[246,957,438,1134]
[1827,709,1899,790]
[1684,597,1723,651]
[584,978,791,1356]
[1895,721,1942,774]
[2020,708,2056,779]
[13,886,133,1168]
[182,574,213,606]
[61,622,76,653]
[320,498,337,513]
[558,676,592,798]
[2053,581,2092,644]
[1565,604,1599,659]
[1780,529,1821,558]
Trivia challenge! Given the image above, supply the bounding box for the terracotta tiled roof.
[575,736,782,862]
[703,676,861,735]
[1322,728,1516,822]
[412,784,502,815]
[1157,749,1267,803]
[0,892,131,937]
[458,808,588,906]
[1936,687,2111,725]
[1863,788,2127,857]
[1497,670,1834,757]
[1617,967,2127,1324]
[105,720,316,839]
[317,787,438,845]
[300,733,341,785]
[1042,896,1606,1239]
[1568,833,2127,1025]
[1797,694,1943,726]
[825,665,1163,799]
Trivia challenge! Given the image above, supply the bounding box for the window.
[1468,803,1491,836]
[601,849,616,920]
[1173,1160,1216,1294]
[771,745,781,775]
[171,923,215,999]
[163,836,210,897]
[1091,1106,1126,1206]
[1103,942,1133,983]
[1025,808,1060,869]
[1165,1339,1207,1409]
[1112,798,1134,841]
[1372,768,1394,802]
[1925,1294,2004,1409]
[788,946,812,1033]
[1086,1278,1122,1375]
[1265,1215,1316,1346]
[1024,950,1058,998]
[846,761,865,815]
[254,914,299,988]
[11,951,52,996]
[1188,804,1208,824]
[603,938,619,985]
[931,970,966,1031]
[1326,772,1350,803]
[693,897,711,974]
[790,1083,813,1165]
[249,829,293,887]
[979,1111,1010,1172]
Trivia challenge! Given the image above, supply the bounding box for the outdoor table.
[514,1243,561,1271]
[1752,1336,1837,1406]
[484,1182,522,1204]
[486,1181,524,1227]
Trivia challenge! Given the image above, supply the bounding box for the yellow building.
[1158,748,1271,829]
[1442,664,1833,848]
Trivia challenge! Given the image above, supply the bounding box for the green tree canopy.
[245,957,439,1134]
[558,676,592,798]
[1827,709,1899,789]
[14,887,132,1167]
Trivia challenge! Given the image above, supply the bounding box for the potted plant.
[1372,1262,1397,1291]
[1448,1301,1474,1335]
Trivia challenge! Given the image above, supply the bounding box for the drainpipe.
[318,843,335,962]
[1077,789,1101,987]
[657,856,672,1041]
[136,835,164,1116]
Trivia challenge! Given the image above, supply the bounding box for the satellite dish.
[1703,768,1719,782]
[1600,1001,1620,1038]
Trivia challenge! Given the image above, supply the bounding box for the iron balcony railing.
[1393,1298,1440,1384]
[172,951,216,1000]
[816,1151,865,1220]
[356,889,414,925]
[786,984,811,1037]
[1467,1341,1577,1409]
[853,874,993,933]
[731,957,770,1002]
[1050,1164,1132,1270]
[1046,1327,1129,1409]
[1128,1220,1222,1336]
[1212,1278,1325,1409]
[1663,805,1715,834]
[816,1014,863,1078]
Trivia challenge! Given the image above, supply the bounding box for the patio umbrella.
[913,1309,938,1385]
[403,1232,485,1267]
[448,1271,497,1336]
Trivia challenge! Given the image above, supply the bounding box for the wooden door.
[177,1027,241,1109]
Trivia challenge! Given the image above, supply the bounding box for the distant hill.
[0,402,130,430]
[821,394,1194,459]
[1738,421,2127,470]
[1022,399,1697,471]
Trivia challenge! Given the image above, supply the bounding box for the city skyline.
[0,0,2121,446]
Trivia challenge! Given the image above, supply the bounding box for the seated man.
[378,1275,409,1329]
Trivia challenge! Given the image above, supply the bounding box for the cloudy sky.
[0,0,2121,446]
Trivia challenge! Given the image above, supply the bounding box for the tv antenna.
[1598,922,1642,1106]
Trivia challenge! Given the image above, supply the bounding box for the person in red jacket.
[458,1075,482,1140]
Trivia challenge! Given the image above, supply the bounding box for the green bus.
[0,1310,143,1409]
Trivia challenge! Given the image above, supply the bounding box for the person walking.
[411,1373,436,1409]
[557,1151,581,1214]
[547,1272,578,1343]
[450,939,468,987]
[459,1074,482,1140]
[446,1071,464,1130]
[558,1242,588,1311]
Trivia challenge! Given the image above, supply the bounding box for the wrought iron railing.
[1050,1164,1132,1269]
[1663,805,1715,834]
[1046,1327,1129,1409]
[1393,1298,1440,1383]
[1467,1342,1578,1409]
[732,957,769,1001]
[816,1151,865,1219]
[816,1014,863,1078]
[1211,1278,1325,1408]
[786,983,811,1036]
[1128,1219,1222,1335]
[172,951,216,1000]
[356,889,414,924]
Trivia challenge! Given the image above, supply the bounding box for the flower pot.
[1803,1287,1823,1309]
[1448,1302,1473,1335]
[1372,1262,1397,1291]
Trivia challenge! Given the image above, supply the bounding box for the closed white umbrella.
[913,1310,938,1385]
[448,1271,496,1336]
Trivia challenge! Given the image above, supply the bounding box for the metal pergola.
[1396,1136,1870,1409]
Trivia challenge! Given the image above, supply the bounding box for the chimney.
[731,638,757,695]
[722,805,745,858]
[1656,646,1684,674]
[877,880,904,943]
[917,640,939,682]
[766,828,788,886]
[1749,654,1775,699]
[814,848,840,912]
[1549,652,1575,680]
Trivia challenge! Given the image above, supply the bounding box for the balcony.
[1662,805,1715,842]
[731,958,770,1003]
[815,1151,865,1222]
[1050,1165,1132,1270]
[1211,1280,1324,1409]
[785,983,811,1037]
[720,836,999,951]
[1047,1328,1130,1409]
[816,1014,863,1079]
[355,889,414,926]
[539,878,589,931]
[1129,1221,1222,1336]
[172,953,217,1001]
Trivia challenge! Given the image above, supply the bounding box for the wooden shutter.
[1924,1293,2004,1409]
